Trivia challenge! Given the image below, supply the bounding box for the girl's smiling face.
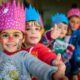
[0,29,24,52]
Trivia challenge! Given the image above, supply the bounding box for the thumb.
[51,24,57,30]
[54,24,58,29]
[56,54,61,61]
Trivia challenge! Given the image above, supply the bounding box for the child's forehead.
[70,16,80,20]
[57,22,68,26]
[1,29,22,34]
[26,21,41,28]
[57,23,68,28]
[26,21,39,24]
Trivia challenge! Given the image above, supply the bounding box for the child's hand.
[65,44,75,60]
[53,54,66,79]
[68,44,75,50]
[53,54,62,66]
[52,70,68,80]
[56,62,66,78]
[51,24,61,39]
[52,75,68,80]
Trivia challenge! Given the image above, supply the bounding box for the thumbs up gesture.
[53,54,67,79]
[53,54,62,66]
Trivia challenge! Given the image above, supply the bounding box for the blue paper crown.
[51,13,68,25]
[26,4,40,22]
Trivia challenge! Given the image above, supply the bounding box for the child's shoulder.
[17,50,29,56]
[35,43,48,48]
[33,43,51,53]
[44,30,51,38]
[45,30,51,34]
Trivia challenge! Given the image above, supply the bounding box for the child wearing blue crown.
[41,13,74,78]
[0,0,65,80]
[23,4,68,80]
[42,13,74,62]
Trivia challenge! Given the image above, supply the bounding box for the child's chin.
[7,49,17,53]
[32,42,38,45]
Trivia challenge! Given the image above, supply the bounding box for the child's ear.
[22,34,26,43]
[41,29,45,35]
[0,37,2,42]
[22,38,25,43]
[22,37,25,43]
[21,34,26,49]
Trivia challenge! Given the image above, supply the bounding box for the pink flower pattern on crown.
[67,8,80,18]
[0,0,25,32]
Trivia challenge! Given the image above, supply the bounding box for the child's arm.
[36,44,67,79]
[62,44,74,63]
[70,30,80,76]
[51,54,66,79]
[24,52,58,80]
[41,24,61,46]
[37,44,57,64]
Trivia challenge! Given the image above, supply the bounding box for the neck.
[24,43,35,49]
[3,49,22,55]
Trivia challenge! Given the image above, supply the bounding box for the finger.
[51,24,57,31]
[56,54,61,61]
[54,24,58,30]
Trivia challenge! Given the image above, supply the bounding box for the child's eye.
[26,28,30,31]
[35,27,41,31]
[64,27,67,30]
[1,34,9,38]
[58,26,62,29]
[71,20,75,23]
[14,34,20,38]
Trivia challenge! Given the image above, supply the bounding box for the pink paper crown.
[0,0,25,32]
[67,8,80,18]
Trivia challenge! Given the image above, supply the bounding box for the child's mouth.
[30,37,38,39]
[6,44,16,48]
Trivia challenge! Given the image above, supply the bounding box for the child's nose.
[8,36,14,42]
[31,29,37,34]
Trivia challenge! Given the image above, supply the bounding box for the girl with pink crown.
[67,4,80,80]
[0,0,66,80]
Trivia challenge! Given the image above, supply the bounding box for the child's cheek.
[39,33,42,39]
[16,39,23,49]
[76,24,80,28]
[0,38,4,43]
